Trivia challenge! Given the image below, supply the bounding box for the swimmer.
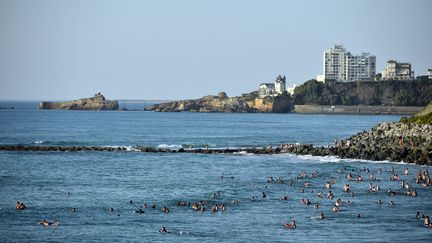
[71,208,76,212]
[332,206,339,212]
[220,204,225,211]
[319,213,325,219]
[159,226,168,234]
[357,214,361,218]
[424,216,431,227]
[262,192,267,198]
[162,206,169,213]
[416,211,421,219]
[15,201,27,210]
[143,203,148,208]
[377,199,382,205]
[284,220,296,229]
[39,220,60,226]
[281,195,288,200]
[135,209,145,214]
[211,205,218,213]
[314,203,319,209]
[389,200,395,206]
[129,200,133,204]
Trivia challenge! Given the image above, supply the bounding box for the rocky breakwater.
[280,123,432,165]
[337,122,432,164]
[39,92,119,110]
[148,91,293,113]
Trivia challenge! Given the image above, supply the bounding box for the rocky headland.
[148,92,293,113]
[39,92,119,110]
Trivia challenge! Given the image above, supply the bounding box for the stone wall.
[294,105,423,115]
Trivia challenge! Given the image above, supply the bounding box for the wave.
[157,144,183,150]
[233,151,254,156]
[33,140,46,144]
[101,145,140,152]
[283,153,410,165]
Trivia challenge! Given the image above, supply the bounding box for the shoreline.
[294,105,423,115]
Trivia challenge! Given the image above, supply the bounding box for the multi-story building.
[259,75,286,98]
[427,68,432,79]
[322,44,376,82]
[381,60,414,80]
[323,44,347,81]
[346,53,376,81]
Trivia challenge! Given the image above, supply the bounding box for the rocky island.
[148,91,293,113]
[39,92,119,110]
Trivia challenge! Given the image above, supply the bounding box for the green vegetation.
[401,101,432,125]
[293,79,432,106]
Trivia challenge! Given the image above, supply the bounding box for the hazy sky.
[0,0,431,100]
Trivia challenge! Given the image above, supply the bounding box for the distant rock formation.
[39,92,119,110]
[147,91,293,113]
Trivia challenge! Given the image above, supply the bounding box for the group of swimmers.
[279,165,432,229]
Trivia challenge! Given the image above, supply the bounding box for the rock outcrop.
[39,93,119,110]
[148,92,293,113]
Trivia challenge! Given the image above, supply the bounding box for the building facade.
[259,75,286,98]
[346,53,376,81]
[322,44,376,82]
[427,68,432,79]
[323,44,347,81]
[381,60,414,80]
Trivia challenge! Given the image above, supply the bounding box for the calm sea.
[0,101,431,242]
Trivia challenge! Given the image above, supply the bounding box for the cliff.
[293,79,432,106]
[148,92,293,113]
[39,93,119,110]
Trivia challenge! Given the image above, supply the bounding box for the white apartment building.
[427,68,432,79]
[346,53,376,81]
[322,44,376,82]
[381,60,414,80]
[323,44,347,81]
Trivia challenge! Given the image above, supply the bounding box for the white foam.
[158,144,183,150]
[233,151,254,156]
[33,140,45,144]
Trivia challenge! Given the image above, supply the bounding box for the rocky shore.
[39,92,119,110]
[280,122,432,165]
[148,92,293,113]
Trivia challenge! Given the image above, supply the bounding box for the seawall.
[294,105,423,115]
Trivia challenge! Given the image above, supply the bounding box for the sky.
[0,0,431,100]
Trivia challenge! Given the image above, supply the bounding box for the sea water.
[0,102,431,242]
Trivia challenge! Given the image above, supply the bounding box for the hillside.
[401,101,432,124]
[293,79,432,106]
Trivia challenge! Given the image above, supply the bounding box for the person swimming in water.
[319,213,325,219]
[162,206,169,213]
[135,209,145,214]
[159,226,168,234]
[39,220,60,226]
[15,201,27,210]
[284,220,296,229]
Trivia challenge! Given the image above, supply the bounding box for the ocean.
[0,101,431,242]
